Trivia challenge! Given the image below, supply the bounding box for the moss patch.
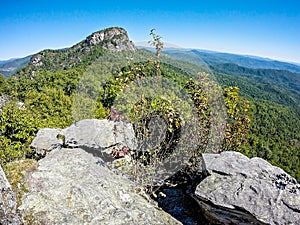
[3,159,37,207]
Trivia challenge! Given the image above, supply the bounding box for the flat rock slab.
[195,151,300,225]
[20,148,181,225]
[61,119,136,150]
[30,119,137,158]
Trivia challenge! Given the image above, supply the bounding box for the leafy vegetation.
[243,101,300,180]
[0,74,8,94]
[0,101,37,164]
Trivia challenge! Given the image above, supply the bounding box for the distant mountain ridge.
[162,48,300,73]
[159,47,300,108]
[0,56,31,78]
[136,41,182,49]
[211,63,300,92]
[0,58,18,65]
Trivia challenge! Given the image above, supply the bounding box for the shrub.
[0,101,38,164]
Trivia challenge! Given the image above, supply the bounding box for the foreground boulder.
[0,165,19,225]
[20,148,181,224]
[195,151,300,225]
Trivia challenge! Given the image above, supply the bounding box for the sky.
[1,0,300,63]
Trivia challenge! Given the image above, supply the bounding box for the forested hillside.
[212,63,300,97]
[213,70,300,180]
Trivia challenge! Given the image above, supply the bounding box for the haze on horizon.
[0,0,300,64]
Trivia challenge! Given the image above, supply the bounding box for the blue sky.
[1,0,300,63]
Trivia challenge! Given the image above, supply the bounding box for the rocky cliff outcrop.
[28,27,135,70]
[0,165,20,225]
[20,119,180,225]
[195,151,300,225]
[21,119,181,224]
[21,145,180,224]
[29,53,43,67]
[13,27,136,78]
[85,27,136,51]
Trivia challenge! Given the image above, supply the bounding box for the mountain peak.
[14,27,136,76]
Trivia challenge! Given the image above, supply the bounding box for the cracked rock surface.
[20,148,181,225]
[31,119,136,158]
[195,151,300,225]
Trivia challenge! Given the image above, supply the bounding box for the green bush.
[0,101,37,164]
[25,88,72,128]
[0,74,8,94]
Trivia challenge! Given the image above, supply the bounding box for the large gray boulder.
[195,151,300,225]
[20,148,181,225]
[61,119,136,150]
[30,119,137,158]
[0,165,20,225]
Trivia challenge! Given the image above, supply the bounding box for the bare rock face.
[61,119,136,150]
[30,119,137,159]
[30,54,43,66]
[85,27,136,51]
[0,165,20,225]
[23,119,181,224]
[20,148,181,225]
[195,151,300,225]
[0,95,10,114]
